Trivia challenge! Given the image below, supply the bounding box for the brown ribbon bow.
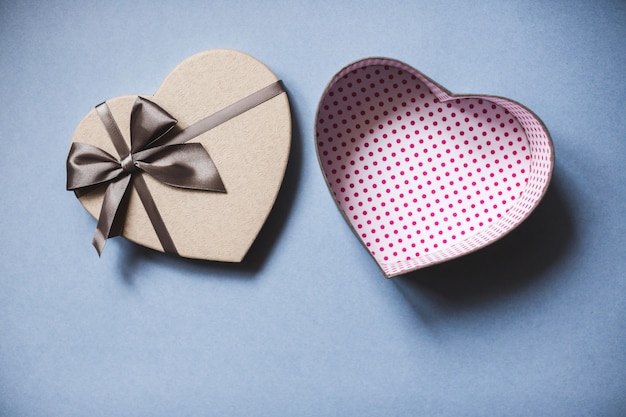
[67,97,226,255]
[66,80,286,256]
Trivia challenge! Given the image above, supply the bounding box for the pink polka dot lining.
[316,58,553,277]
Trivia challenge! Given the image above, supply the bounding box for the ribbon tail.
[132,174,179,255]
[92,175,132,256]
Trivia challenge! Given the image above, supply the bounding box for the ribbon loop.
[66,142,123,189]
[130,97,177,152]
[134,144,226,191]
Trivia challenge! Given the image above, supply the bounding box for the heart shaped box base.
[70,49,291,262]
[316,58,553,277]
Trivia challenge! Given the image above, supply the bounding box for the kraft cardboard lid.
[70,49,291,262]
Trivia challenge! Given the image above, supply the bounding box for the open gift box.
[316,58,554,277]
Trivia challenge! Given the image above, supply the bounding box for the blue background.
[1,1,625,416]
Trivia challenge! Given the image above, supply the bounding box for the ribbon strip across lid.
[67,81,286,255]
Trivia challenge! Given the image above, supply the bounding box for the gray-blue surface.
[1,1,625,416]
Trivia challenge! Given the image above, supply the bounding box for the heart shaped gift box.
[316,58,553,277]
[67,49,291,261]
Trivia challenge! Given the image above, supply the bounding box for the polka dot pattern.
[316,58,553,277]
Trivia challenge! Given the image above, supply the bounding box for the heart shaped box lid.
[68,49,291,262]
[315,58,553,277]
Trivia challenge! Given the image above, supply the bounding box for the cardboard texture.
[316,58,553,277]
[70,49,291,261]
